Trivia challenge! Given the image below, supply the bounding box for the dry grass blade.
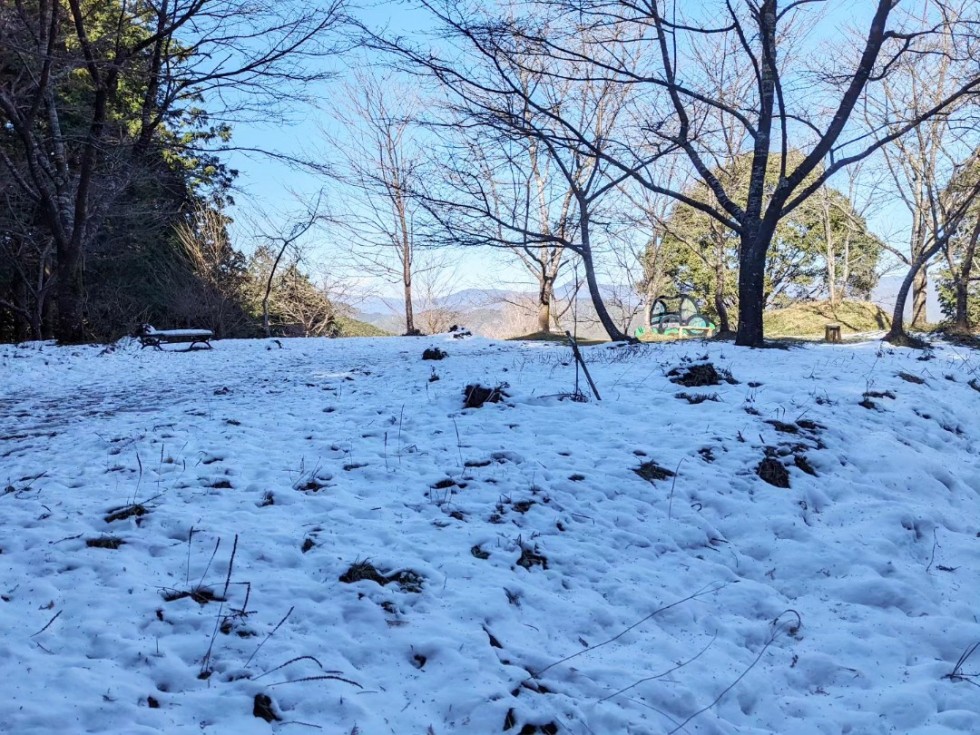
[944,641,980,688]
[267,674,363,688]
[534,582,728,678]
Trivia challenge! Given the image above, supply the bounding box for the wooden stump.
[825,323,842,343]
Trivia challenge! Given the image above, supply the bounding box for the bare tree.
[327,71,427,335]
[487,0,980,345]
[942,212,980,333]
[0,0,346,342]
[369,3,642,340]
[863,5,980,332]
[249,197,323,337]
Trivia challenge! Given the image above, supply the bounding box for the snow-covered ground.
[1,334,978,735]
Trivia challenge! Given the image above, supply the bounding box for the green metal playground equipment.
[635,294,717,340]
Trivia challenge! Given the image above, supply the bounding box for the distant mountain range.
[350,273,945,338]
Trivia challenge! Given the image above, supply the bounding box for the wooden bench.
[824,323,842,343]
[138,325,214,351]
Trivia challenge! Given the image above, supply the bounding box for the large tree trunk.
[55,232,86,343]
[735,233,768,347]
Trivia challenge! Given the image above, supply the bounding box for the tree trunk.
[403,272,416,335]
[911,266,928,328]
[822,195,838,305]
[952,278,971,333]
[537,294,552,333]
[713,242,732,334]
[951,218,979,333]
[827,240,838,306]
[55,236,86,343]
[735,233,767,347]
[580,211,626,341]
[884,261,922,342]
[884,247,945,343]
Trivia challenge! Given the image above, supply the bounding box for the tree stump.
[825,323,842,343]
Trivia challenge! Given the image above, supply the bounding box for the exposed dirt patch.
[512,500,535,514]
[794,454,817,476]
[104,503,148,524]
[516,544,548,571]
[676,392,721,404]
[162,586,225,605]
[463,383,508,408]
[757,455,791,488]
[86,536,125,549]
[633,460,675,482]
[668,362,738,387]
[897,371,926,385]
[339,560,424,592]
[766,420,799,434]
[253,694,280,723]
[422,347,447,360]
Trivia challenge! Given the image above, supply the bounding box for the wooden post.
[825,323,842,343]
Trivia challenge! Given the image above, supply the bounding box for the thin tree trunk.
[580,211,626,341]
[403,263,416,334]
[537,275,553,333]
[822,196,838,305]
[397,192,416,335]
[911,266,929,328]
[885,263,922,342]
[885,244,945,343]
[951,219,980,333]
[714,238,732,335]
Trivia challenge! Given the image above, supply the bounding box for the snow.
[1,334,978,734]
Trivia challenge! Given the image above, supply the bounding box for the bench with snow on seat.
[138,325,214,351]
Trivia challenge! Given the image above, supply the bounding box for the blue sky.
[219,0,929,308]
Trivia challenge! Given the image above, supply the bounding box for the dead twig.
[30,609,62,637]
[667,610,802,734]
[245,606,295,669]
[534,582,727,678]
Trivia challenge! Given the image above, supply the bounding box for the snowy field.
[1,333,978,735]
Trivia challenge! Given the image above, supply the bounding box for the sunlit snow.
[1,334,978,734]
